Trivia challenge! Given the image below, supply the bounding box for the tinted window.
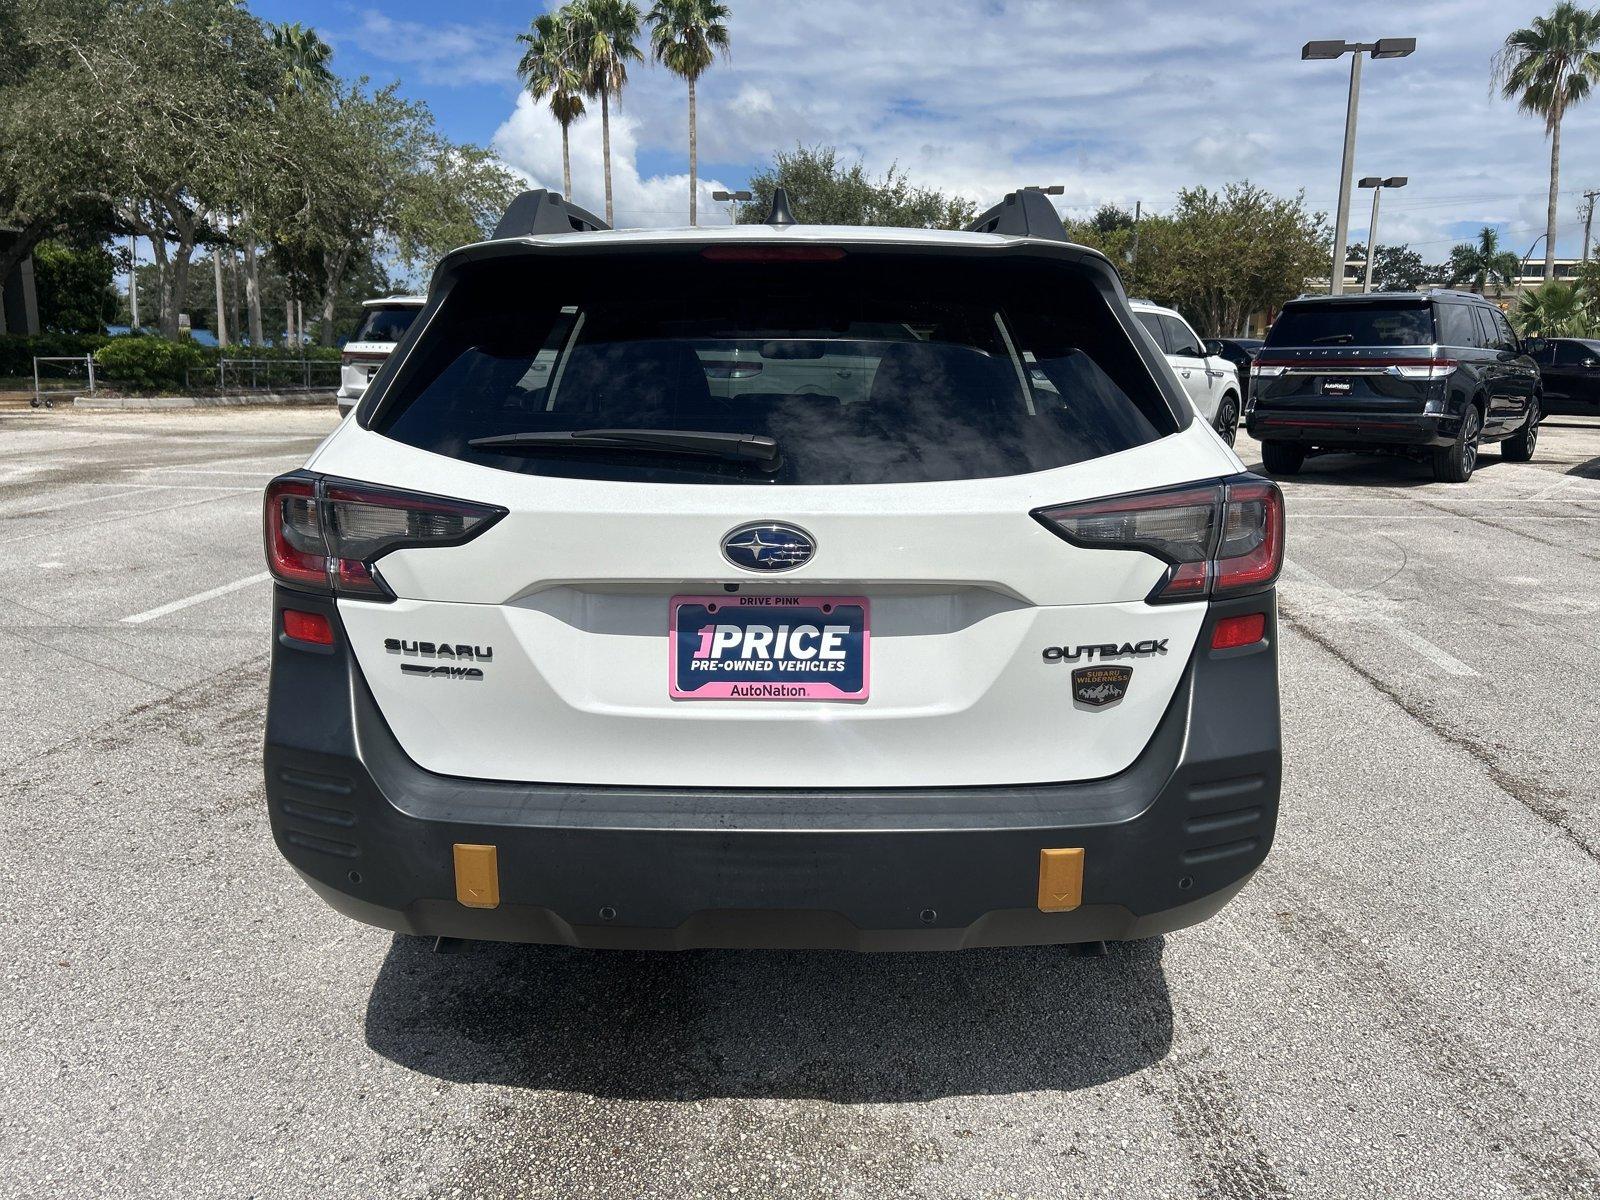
[1489,309,1519,352]
[1266,301,1435,347]
[354,305,420,344]
[376,253,1178,486]
[1555,341,1600,365]
[1134,311,1165,348]
[1160,315,1204,357]
[1434,303,1481,349]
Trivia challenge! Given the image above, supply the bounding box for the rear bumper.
[264,589,1282,951]
[1247,408,1455,447]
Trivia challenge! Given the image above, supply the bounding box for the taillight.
[1388,358,1457,380]
[1033,474,1285,603]
[263,473,506,600]
[1249,362,1286,378]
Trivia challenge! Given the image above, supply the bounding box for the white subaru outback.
[263,188,1284,951]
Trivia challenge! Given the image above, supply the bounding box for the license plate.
[1320,378,1352,395]
[669,595,870,701]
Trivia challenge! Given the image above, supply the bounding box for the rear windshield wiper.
[468,428,781,469]
[1311,333,1355,344]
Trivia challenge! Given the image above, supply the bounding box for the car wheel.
[1431,405,1482,483]
[1501,398,1539,462]
[1213,393,1239,447]
[1261,441,1305,475]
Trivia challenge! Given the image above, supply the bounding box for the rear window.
[1266,301,1434,348]
[354,305,420,344]
[374,252,1178,486]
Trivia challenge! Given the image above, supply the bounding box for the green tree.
[269,21,334,94]
[739,145,976,229]
[1072,183,1327,337]
[1493,3,1600,281]
[569,0,644,226]
[1447,226,1523,294]
[518,11,587,200]
[0,0,120,294]
[32,240,119,333]
[1513,278,1594,336]
[648,0,730,226]
[1345,243,1431,291]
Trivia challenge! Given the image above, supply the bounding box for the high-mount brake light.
[700,246,847,262]
[1033,474,1285,604]
[263,473,506,600]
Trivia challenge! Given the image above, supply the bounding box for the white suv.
[336,296,425,417]
[263,189,1283,952]
[1131,301,1241,446]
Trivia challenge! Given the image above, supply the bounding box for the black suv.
[1247,290,1541,483]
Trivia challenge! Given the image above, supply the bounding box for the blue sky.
[252,0,1600,260]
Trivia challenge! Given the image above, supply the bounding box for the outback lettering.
[1041,640,1168,662]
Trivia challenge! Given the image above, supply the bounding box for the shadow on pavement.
[364,934,1173,1103]
[1241,449,1522,488]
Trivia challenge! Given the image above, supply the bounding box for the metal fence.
[31,356,97,408]
[189,357,341,394]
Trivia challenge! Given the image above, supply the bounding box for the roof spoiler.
[965,187,1069,242]
[492,189,610,239]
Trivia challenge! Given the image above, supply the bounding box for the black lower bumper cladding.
[1247,409,1457,448]
[264,588,1282,951]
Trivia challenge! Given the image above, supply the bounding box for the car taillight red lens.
[1033,474,1284,603]
[263,473,506,600]
[1212,477,1284,598]
[282,609,334,645]
[264,477,325,588]
[1211,612,1266,649]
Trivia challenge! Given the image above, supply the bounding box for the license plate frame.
[669,595,870,701]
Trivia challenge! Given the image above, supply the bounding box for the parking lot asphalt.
[2,405,1598,1199]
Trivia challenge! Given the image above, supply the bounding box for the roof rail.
[492,189,610,239]
[965,187,1069,242]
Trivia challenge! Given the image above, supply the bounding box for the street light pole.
[711,189,752,225]
[1303,38,1416,296]
[1332,50,1362,296]
[1359,176,1407,293]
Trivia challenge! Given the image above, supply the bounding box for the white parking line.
[120,572,272,625]
[1279,561,1478,678]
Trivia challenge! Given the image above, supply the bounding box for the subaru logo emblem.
[721,522,815,572]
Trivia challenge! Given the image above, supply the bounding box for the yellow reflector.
[453,843,500,909]
[1037,847,1084,912]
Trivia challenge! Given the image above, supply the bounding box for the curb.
[72,392,336,411]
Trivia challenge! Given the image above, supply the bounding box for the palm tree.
[568,0,643,226]
[269,21,335,95]
[1493,3,1600,281]
[648,0,730,226]
[1513,278,1593,336]
[1447,227,1523,295]
[517,11,586,200]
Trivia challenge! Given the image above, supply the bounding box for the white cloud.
[342,11,519,87]
[492,92,734,228]
[334,0,1600,255]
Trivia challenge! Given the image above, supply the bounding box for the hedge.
[92,337,207,390]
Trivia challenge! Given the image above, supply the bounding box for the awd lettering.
[400,664,484,680]
[1042,640,1167,663]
